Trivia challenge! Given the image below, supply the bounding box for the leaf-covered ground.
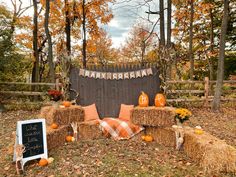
[0,107,235,177]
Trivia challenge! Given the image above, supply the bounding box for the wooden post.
[204,77,209,104]
[55,78,60,90]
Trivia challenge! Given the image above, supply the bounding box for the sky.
[0,0,160,48]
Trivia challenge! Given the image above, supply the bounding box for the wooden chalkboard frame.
[14,119,48,169]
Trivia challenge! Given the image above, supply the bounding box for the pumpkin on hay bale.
[183,127,236,174]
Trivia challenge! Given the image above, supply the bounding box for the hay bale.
[47,125,69,150]
[183,127,236,174]
[131,106,176,127]
[145,126,176,147]
[39,105,84,126]
[78,120,104,140]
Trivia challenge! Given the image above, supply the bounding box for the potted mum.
[175,108,192,125]
[48,90,62,108]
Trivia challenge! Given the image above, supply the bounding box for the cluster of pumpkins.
[138,91,166,107]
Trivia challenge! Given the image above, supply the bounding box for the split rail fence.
[166,77,236,103]
[0,79,61,105]
[0,77,236,104]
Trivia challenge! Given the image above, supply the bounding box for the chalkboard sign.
[14,119,48,169]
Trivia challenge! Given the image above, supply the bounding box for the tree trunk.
[159,0,165,47]
[189,0,194,80]
[82,0,87,68]
[167,0,171,48]
[65,0,71,55]
[209,8,214,94]
[45,0,55,83]
[32,0,39,83]
[141,41,146,66]
[212,0,229,111]
[208,9,214,81]
[166,0,172,79]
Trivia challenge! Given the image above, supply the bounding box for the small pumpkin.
[138,91,149,107]
[63,101,71,107]
[50,123,58,129]
[39,158,48,166]
[144,135,153,142]
[66,135,73,142]
[155,93,166,107]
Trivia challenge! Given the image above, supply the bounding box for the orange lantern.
[154,93,166,107]
[138,91,149,107]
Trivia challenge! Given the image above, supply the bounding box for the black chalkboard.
[22,122,44,158]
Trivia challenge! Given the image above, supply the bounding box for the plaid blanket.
[99,118,144,140]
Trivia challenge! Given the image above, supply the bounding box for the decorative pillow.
[82,103,100,122]
[118,104,134,122]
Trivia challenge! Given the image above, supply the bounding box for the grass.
[0,107,235,176]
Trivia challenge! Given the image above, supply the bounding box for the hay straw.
[47,125,69,150]
[78,120,104,140]
[39,105,84,125]
[145,126,176,147]
[131,106,176,127]
[183,127,236,174]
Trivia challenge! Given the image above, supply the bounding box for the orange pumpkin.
[66,135,73,142]
[141,135,146,140]
[39,158,48,166]
[144,135,153,142]
[154,93,166,107]
[138,91,149,107]
[50,123,58,129]
[63,101,71,107]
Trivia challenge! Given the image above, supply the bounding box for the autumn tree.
[121,23,156,64]
[212,0,229,111]
[72,0,114,68]
[32,0,40,83]
[0,4,30,82]
[86,29,119,65]
[44,0,55,82]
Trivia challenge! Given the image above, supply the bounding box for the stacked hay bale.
[131,106,236,174]
[78,120,104,140]
[39,105,84,150]
[40,105,84,125]
[131,106,176,147]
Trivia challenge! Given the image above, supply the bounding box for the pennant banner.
[79,68,153,80]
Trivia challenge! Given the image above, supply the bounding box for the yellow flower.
[175,108,192,121]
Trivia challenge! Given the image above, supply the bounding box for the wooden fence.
[0,80,61,98]
[166,77,236,103]
[1,77,236,106]
[70,65,160,118]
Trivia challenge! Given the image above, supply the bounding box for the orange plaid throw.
[99,118,143,140]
